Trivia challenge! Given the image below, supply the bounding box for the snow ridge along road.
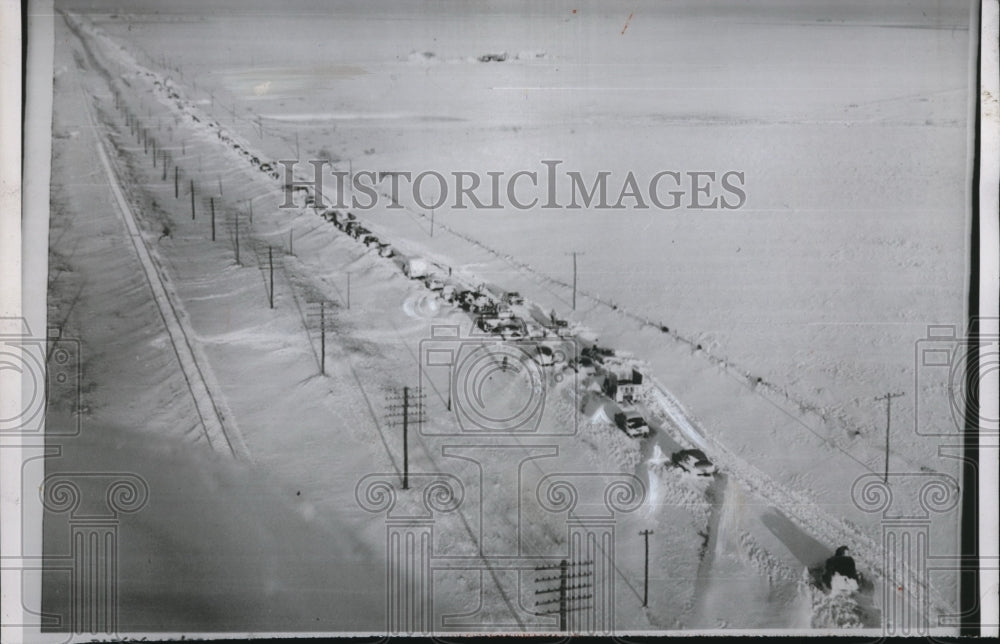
[84,89,251,461]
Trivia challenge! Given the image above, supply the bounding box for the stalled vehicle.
[671,449,717,476]
[401,256,430,279]
[614,409,650,438]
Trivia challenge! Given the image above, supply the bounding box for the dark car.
[671,449,717,476]
[614,409,650,438]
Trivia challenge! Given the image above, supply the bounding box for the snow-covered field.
[44,0,974,635]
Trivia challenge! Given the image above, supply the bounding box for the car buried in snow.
[496,317,528,339]
[614,408,650,438]
[400,256,430,279]
[476,315,502,333]
[453,290,472,309]
[581,344,615,366]
[671,449,717,477]
[470,295,496,314]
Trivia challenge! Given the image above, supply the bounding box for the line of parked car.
[280,187,713,473]
[144,70,716,468]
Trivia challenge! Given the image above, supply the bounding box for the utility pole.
[385,387,425,491]
[234,212,240,265]
[174,165,179,199]
[534,559,593,633]
[319,301,326,375]
[566,251,584,310]
[306,300,330,376]
[639,529,653,607]
[268,246,275,309]
[210,197,216,241]
[190,179,195,220]
[876,392,905,484]
[402,386,409,490]
[558,559,568,631]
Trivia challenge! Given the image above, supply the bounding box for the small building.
[601,367,644,404]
